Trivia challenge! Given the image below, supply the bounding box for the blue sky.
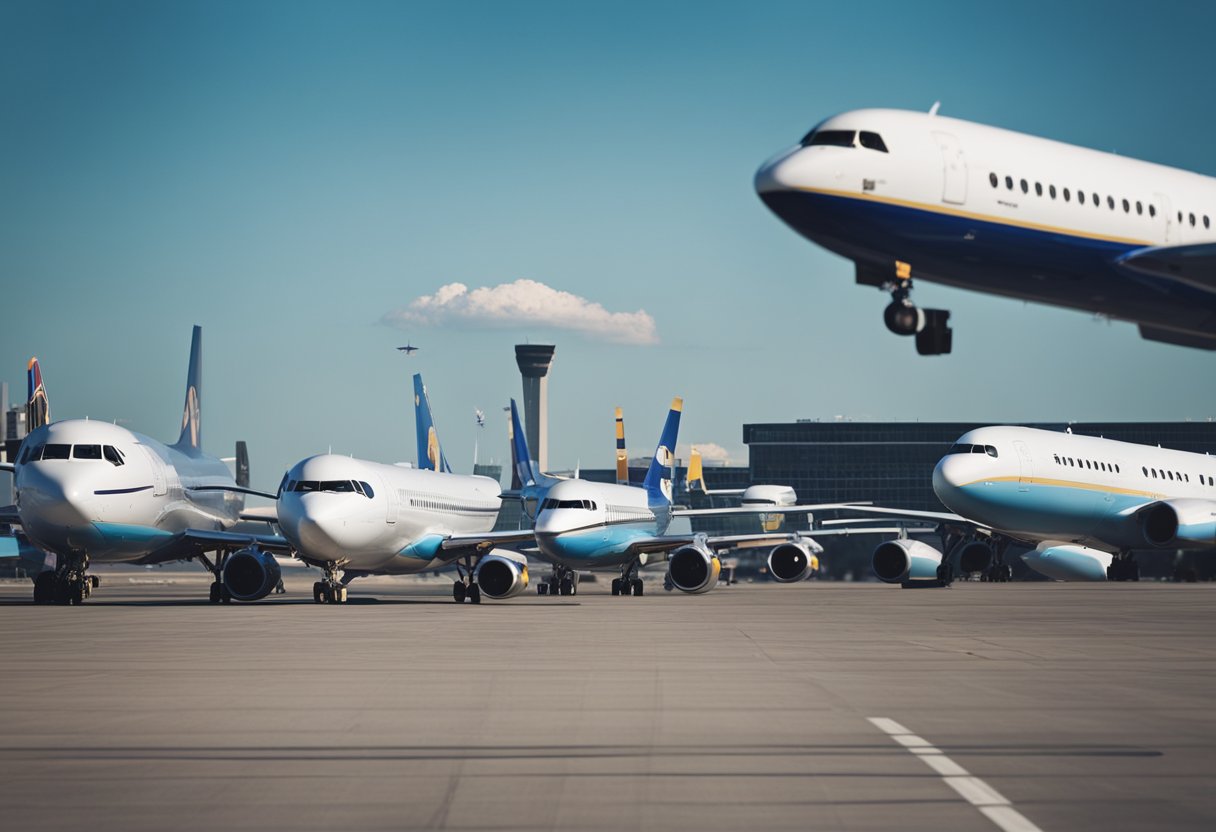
[2,0,1214,485]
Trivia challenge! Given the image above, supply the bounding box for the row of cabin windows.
[1200,475,1216,487]
[411,497,486,512]
[288,479,375,498]
[1141,466,1216,486]
[1053,454,1121,474]
[20,443,125,466]
[541,498,598,511]
[988,172,1212,229]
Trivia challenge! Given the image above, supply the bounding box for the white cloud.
[679,442,737,465]
[384,279,659,345]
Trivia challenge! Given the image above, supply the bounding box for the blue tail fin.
[509,399,538,487]
[172,326,203,455]
[26,357,50,431]
[413,374,451,473]
[642,397,682,503]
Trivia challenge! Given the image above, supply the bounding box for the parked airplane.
[687,446,796,531]
[512,397,877,596]
[0,328,282,604]
[839,426,1216,583]
[756,107,1216,354]
[266,374,533,603]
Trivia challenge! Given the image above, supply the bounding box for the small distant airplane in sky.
[475,409,486,428]
[396,344,419,354]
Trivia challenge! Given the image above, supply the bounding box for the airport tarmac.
[1,575,1215,831]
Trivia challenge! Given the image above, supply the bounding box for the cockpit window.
[320,480,355,493]
[359,481,375,499]
[103,446,125,466]
[291,479,370,496]
[42,444,71,460]
[947,443,973,455]
[294,480,319,492]
[858,131,888,152]
[542,498,596,510]
[946,443,997,457]
[801,129,856,148]
[73,444,102,460]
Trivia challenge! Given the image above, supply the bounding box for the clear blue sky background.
[2,0,1214,486]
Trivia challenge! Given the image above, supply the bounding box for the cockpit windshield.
[946,443,999,458]
[21,443,125,465]
[291,479,374,497]
[541,498,598,511]
[800,129,889,153]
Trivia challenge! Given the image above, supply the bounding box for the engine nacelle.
[766,540,821,583]
[473,550,530,599]
[953,540,993,574]
[871,538,943,584]
[1020,544,1112,582]
[1139,499,1216,547]
[222,547,283,602]
[667,542,721,594]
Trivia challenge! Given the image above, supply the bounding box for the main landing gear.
[610,559,643,597]
[536,565,579,597]
[33,559,99,605]
[453,556,481,603]
[198,551,235,604]
[1107,552,1141,582]
[883,279,952,356]
[313,561,350,604]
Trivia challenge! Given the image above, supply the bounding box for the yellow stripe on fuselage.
[795,186,1155,248]
[960,475,1161,500]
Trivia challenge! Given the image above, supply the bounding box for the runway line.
[867,716,1045,832]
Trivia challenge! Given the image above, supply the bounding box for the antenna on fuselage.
[929,101,941,116]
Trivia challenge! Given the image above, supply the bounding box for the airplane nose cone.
[293,515,343,557]
[283,496,376,558]
[754,147,803,195]
[932,456,968,508]
[19,464,92,527]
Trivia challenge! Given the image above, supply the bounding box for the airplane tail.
[687,447,705,493]
[234,441,250,488]
[642,397,682,503]
[172,326,203,455]
[615,407,629,485]
[509,399,538,487]
[26,358,50,431]
[413,374,452,473]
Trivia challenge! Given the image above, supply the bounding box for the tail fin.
[172,326,203,454]
[26,358,50,431]
[413,374,452,473]
[642,397,682,503]
[687,447,705,493]
[506,406,521,490]
[615,407,629,485]
[234,441,250,488]
[509,398,538,487]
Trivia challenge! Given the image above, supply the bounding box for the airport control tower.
[514,344,555,472]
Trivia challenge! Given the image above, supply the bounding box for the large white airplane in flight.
[0,328,282,604]
[842,426,1216,583]
[756,107,1216,354]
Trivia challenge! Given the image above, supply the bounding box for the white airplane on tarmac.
[267,374,535,604]
[756,107,1216,354]
[0,328,283,605]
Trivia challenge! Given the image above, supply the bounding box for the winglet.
[615,407,629,485]
[509,399,538,487]
[642,397,682,503]
[413,374,452,473]
[687,447,705,493]
[172,326,203,454]
[26,357,50,432]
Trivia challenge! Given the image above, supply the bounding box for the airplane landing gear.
[538,565,578,596]
[453,558,481,603]
[611,559,643,596]
[314,561,349,603]
[883,280,952,355]
[1107,552,1140,582]
[34,557,94,605]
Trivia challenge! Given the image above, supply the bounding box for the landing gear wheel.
[33,571,55,604]
[210,582,224,604]
[467,584,481,604]
[631,578,644,596]
[313,582,326,603]
[537,583,549,596]
[453,581,467,603]
[610,578,621,596]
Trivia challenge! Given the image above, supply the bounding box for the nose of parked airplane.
[932,455,969,507]
[754,146,806,194]
[284,496,377,559]
[19,463,93,528]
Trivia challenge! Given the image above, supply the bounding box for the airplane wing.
[0,463,13,474]
[178,528,294,554]
[187,484,280,500]
[1117,242,1216,295]
[437,529,538,560]
[673,502,872,518]
[239,505,279,524]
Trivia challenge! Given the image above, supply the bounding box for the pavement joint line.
[867,717,1045,832]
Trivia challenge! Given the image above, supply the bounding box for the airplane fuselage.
[532,479,671,569]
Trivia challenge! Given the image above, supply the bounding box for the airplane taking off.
[756,108,1216,354]
[0,328,283,604]
[270,374,533,603]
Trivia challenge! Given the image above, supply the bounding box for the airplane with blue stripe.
[756,107,1216,354]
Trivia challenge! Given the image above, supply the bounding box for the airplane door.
[1153,193,1174,243]
[933,132,967,205]
[139,446,167,496]
[386,487,397,524]
[1013,441,1033,492]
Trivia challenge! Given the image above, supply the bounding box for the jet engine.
[871,539,943,584]
[1020,544,1112,582]
[473,550,530,600]
[953,540,993,574]
[222,547,283,602]
[667,542,721,594]
[766,540,821,583]
[1139,499,1216,547]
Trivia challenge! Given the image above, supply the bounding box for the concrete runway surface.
[1,574,1214,831]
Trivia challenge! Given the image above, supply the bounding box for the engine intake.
[872,539,943,584]
[1140,499,1216,547]
[767,541,819,583]
[222,548,282,602]
[667,542,721,594]
[954,540,993,574]
[474,550,530,599]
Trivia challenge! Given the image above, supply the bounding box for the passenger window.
[1063,188,1071,202]
[858,132,888,152]
[1149,204,1157,217]
[1092,193,1100,207]
[1020,179,1028,193]
[103,446,124,466]
[1049,185,1057,199]
[73,444,102,460]
[1035,182,1043,196]
[1205,216,1211,229]
[1136,201,1143,215]
[42,444,70,460]
[1005,176,1013,190]
[989,172,998,188]
[1152,469,1158,479]
[1115,465,1120,473]
[1107,195,1114,210]
[1077,190,1084,203]
[1121,199,1129,213]
[1054,454,1061,464]
[1189,213,1196,227]
[1168,471,1174,481]
[1142,466,1148,476]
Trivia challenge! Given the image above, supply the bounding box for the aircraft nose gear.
[537,565,579,597]
[33,557,95,605]
[453,557,482,603]
[882,280,952,355]
[313,561,350,604]
[610,559,644,596]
